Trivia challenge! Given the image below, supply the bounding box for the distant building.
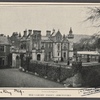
[20,28,74,62]
[0,34,11,67]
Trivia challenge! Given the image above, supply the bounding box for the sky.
[0,3,99,36]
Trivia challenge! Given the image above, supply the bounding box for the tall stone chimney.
[28,29,32,35]
[23,29,27,37]
[46,30,51,37]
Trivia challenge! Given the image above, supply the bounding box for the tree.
[73,37,93,51]
[84,7,100,50]
[85,7,100,27]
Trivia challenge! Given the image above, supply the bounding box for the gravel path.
[0,68,64,87]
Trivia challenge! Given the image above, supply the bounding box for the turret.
[67,27,74,39]
[67,27,74,59]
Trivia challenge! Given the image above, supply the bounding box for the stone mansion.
[19,28,74,62]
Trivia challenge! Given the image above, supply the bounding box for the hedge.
[26,61,72,83]
[81,65,100,87]
[21,60,100,87]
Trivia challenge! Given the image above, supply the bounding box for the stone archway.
[37,54,41,61]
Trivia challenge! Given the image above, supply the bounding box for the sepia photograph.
[0,2,100,97]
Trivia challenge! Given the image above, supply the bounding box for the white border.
[0,2,100,98]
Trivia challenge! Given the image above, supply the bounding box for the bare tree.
[85,7,100,27]
[83,7,100,50]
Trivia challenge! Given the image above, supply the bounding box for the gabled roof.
[55,30,62,36]
[51,30,62,37]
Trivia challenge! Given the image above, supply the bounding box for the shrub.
[85,69,100,87]
[60,67,72,82]
[47,65,61,81]
[82,65,100,87]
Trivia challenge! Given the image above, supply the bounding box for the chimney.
[28,30,32,35]
[33,30,41,35]
[23,29,27,37]
[53,29,55,33]
[46,30,51,37]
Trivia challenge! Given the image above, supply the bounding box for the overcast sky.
[0,4,99,36]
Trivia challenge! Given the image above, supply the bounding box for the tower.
[68,27,74,39]
[67,27,74,59]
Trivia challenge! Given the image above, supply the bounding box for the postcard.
[0,2,100,98]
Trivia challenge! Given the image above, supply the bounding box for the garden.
[20,60,100,87]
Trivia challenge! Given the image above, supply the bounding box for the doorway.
[37,54,41,61]
[0,58,4,66]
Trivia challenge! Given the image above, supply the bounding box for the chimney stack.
[28,30,32,35]
[23,29,27,37]
[46,30,51,37]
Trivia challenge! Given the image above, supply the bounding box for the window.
[58,53,59,56]
[23,44,26,49]
[58,37,59,40]
[34,43,37,48]
[41,43,45,48]
[48,43,50,48]
[21,45,23,49]
[49,52,51,59]
[0,46,4,51]
[64,44,66,49]
[34,35,37,39]
[51,44,52,47]
[57,36,60,41]
[64,52,66,58]
[57,43,60,50]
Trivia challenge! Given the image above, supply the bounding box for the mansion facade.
[19,28,74,62]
